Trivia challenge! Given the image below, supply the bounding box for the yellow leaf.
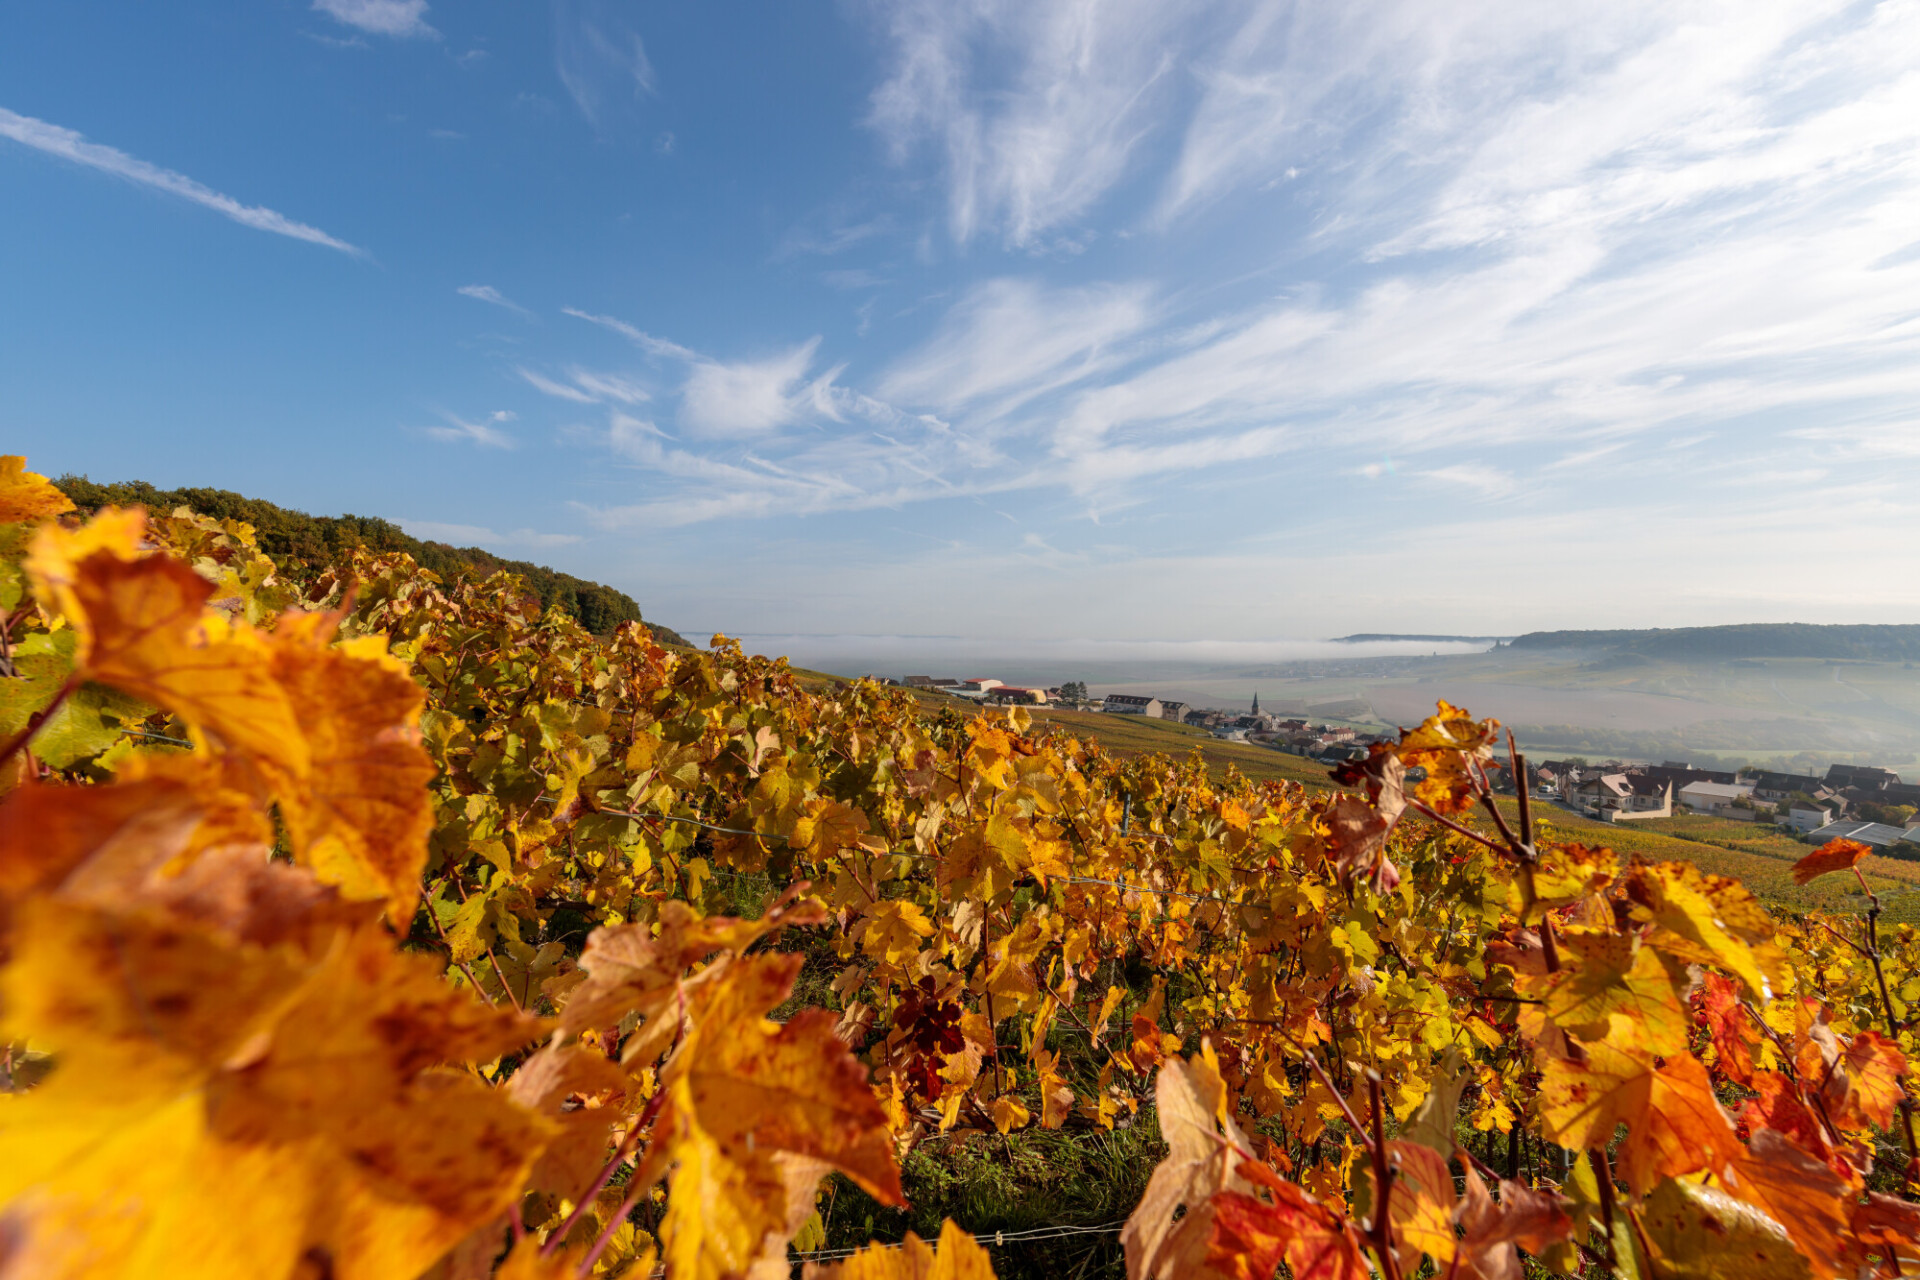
[861,900,935,970]
[26,512,308,780]
[1634,1176,1809,1280]
[0,455,74,524]
[0,898,550,1280]
[263,610,436,922]
[802,1219,998,1280]
[1542,929,1690,1054]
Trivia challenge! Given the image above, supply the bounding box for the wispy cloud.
[519,365,651,405]
[681,340,824,437]
[879,278,1154,415]
[312,0,436,39]
[424,410,516,449]
[400,519,581,549]
[457,284,531,315]
[0,107,363,254]
[866,0,1185,247]
[554,0,656,126]
[562,308,699,360]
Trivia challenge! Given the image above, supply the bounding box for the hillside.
[1510,622,1920,661]
[53,475,684,642]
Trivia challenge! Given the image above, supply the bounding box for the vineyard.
[4,452,1920,1280]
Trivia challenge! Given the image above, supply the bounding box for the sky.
[3,0,1919,652]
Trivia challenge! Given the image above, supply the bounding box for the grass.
[817,1122,1162,1280]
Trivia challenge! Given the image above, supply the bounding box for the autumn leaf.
[1394,701,1498,816]
[1632,861,1770,1001]
[1321,795,1399,892]
[1791,838,1872,886]
[1380,1140,1455,1266]
[1720,1129,1855,1280]
[259,609,436,922]
[1453,1160,1571,1280]
[1542,929,1690,1054]
[654,951,903,1280]
[1851,1193,1920,1273]
[25,513,308,779]
[0,455,73,524]
[1634,1175,1809,1280]
[1122,1047,1257,1280]
[860,899,935,970]
[1207,1162,1370,1280]
[1824,1030,1908,1136]
[1698,972,1764,1087]
[0,898,550,1280]
[558,896,822,1061]
[1536,1043,1742,1195]
[802,1219,998,1280]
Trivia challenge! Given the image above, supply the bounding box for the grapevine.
[0,453,1917,1279]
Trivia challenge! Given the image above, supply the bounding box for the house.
[1787,801,1838,834]
[1102,694,1162,717]
[1156,700,1191,722]
[1185,709,1227,728]
[1808,819,1917,849]
[1571,775,1673,821]
[957,678,1003,692]
[1645,765,1738,794]
[1678,781,1755,816]
[1826,764,1902,791]
[987,685,1048,705]
[903,675,961,689]
[1749,772,1825,802]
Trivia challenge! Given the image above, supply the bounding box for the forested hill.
[54,476,687,643]
[1509,623,1920,660]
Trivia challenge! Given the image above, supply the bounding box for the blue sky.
[4,0,1918,647]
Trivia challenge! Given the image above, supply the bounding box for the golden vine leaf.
[0,898,549,1280]
[802,1220,998,1280]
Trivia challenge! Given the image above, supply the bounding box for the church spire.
[1252,690,1260,715]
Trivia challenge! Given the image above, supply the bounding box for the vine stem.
[1364,1074,1404,1280]
[1848,867,1920,1170]
[0,676,77,770]
[1593,1148,1621,1278]
[1405,800,1505,855]
[544,1087,668,1257]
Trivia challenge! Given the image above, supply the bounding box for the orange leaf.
[0,455,74,524]
[1792,838,1873,885]
[1826,1030,1908,1135]
[1720,1129,1856,1280]
[1536,1044,1741,1195]
[27,515,307,780]
[1698,973,1762,1087]
[1208,1168,1370,1280]
[1122,1048,1257,1280]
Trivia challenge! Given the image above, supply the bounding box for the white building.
[1102,694,1162,717]
[1677,781,1755,816]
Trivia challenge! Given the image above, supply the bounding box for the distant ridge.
[1509,623,1920,661]
[1333,633,1506,643]
[54,475,687,643]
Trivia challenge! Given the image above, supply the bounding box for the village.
[893,675,1920,854]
